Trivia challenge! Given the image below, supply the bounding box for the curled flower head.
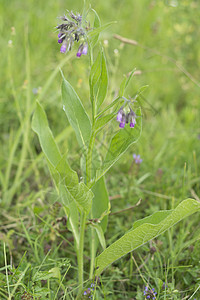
[56,11,89,57]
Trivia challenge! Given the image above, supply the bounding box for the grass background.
[0,0,200,299]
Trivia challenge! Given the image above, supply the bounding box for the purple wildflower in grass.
[162,282,168,290]
[133,154,142,164]
[83,291,87,296]
[143,286,157,299]
[91,283,95,290]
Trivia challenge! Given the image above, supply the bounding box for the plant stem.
[89,225,96,279]
[86,130,96,186]
[77,212,86,298]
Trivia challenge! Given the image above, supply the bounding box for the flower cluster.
[83,283,95,298]
[56,11,88,57]
[116,107,137,129]
[143,286,157,299]
[133,154,142,164]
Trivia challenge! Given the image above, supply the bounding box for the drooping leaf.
[61,71,91,150]
[95,198,200,275]
[32,101,93,218]
[96,108,142,180]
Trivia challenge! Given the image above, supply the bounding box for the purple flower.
[83,291,87,296]
[116,108,126,128]
[60,44,67,53]
[56,11,88,56]
[116,108,123,122]
[129,109,136,128]
[143,286,157,299]
[116,106,137,129]
[119,122,125,128]
[77,43,88,57]
[133,154,142,164]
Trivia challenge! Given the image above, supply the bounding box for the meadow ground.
[0,0,200,299]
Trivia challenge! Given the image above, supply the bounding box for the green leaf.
[125,68,136,90]
[95,198,200,275]
[88,22,116,38]
[92,177,109,233]
[119,76,127,98]
[93,224,106,250]
[94,113,115,133]
[90,9,101,48]
[61,71,91,150]
[96,108,142,180]
[96,52,108,110]
[32,101,62,167]
[32,101,93,218]
[89,51,108,112]
[90,52,101,96]
[90,177,109,256]
[119,68,136,97]
[96,96,122,118]
[134,85,149,101]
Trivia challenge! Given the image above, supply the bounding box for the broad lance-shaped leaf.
[96,108,142,180]
[89,50,108,112]
[95,198,200,275]
[92,177,109,243]
[90,9,101,48]
[32,101,93,216]
[119,68,136,98]
[96,51,108,110]
[61,71,91,150]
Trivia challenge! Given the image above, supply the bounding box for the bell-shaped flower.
[129,109,136,128]
[76,43,88,57]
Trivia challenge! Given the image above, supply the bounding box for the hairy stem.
[77,212,86,298]
[89,225,96,279]
[86,130,96,186]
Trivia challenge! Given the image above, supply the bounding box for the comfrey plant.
[32,4,200,299]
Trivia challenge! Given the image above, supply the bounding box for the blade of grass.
[3,243,10,299]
